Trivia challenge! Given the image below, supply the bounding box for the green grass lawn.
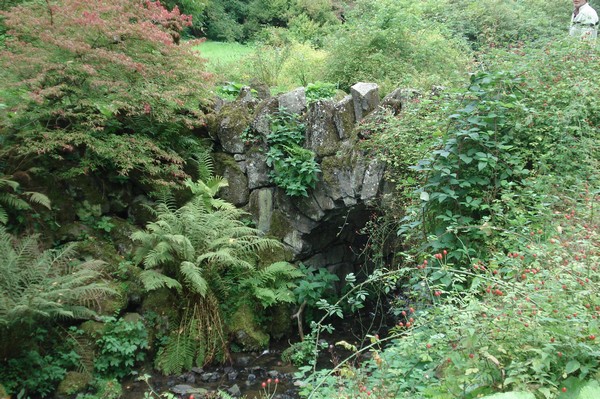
[193,40,255,70]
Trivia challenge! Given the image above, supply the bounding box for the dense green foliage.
[0,328,81,397]
[195,0,344,43]
[132,167,301,373]
[265,108,320,197]
[298,38,600,399]
[322,0,471,91]
[0,0,213,187]
[1,0,599,397]
[93,317,149,379]
[0,173,50,226]
[0,227,115,334]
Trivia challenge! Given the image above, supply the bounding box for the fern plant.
[0,227,116,356]
[132,172,300,374]
[0,174,51,226]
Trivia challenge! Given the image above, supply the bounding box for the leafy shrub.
[0,227,115,337]
[0,0,213,187]
[442,0,568,50]
[279,42,328,87]
[322,0,471,91]
[245,44,292,87]
[93,316,149,379]
[299,39,600,399]
[265,108,320,197]
[403,71,530,261]
[132,168,298,373]
[305,82,337,104]
[301,184,600,398]
[0,328,80,398]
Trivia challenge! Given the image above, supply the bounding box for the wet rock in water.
[191,367,204,374]
[170,385,193,395]
[228,384,242,397]
[227,370,239,381]
[179,372,196,384]
[200,372,220,382]
[275,394,295,399]
[250,366,266,376]
[267,370,280,378]
[166,378,177,387]
[170,385,209,396]
[247,373,257,383]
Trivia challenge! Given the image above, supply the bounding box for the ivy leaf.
[565,359,581,374]
[459,154,474,164]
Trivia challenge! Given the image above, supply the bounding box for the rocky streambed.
[122,348,301,399]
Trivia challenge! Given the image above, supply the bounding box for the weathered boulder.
[251,97,279,136]
[214,152,250,206]
[278,87,306,115]
[209,83,395,270]
[248,188,275,232]
[306,100,340,157]
[361,159,386,204]
[381,87,421,115]
[333,95,356,140]
[56,372,93,397]
[213,102,253,154]
[351,82,379,120]
[245,148,271,190]
[229,304,270,351]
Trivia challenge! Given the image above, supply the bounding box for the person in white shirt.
[570,0,599,39]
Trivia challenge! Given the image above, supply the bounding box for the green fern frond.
[240,262,301,307]
[192,148,214,182]
[196,249,253,270]
[180,261,208,296]
[0,193,30,210]
[0,207,7,225]
[0,178,19,190]
[23,191,51,209]
[139,269,182,292]
[165,234,194,259]
[259,261,304,281]
[143,241,176,268]
[0,228,115,329]
[155,329,196,375]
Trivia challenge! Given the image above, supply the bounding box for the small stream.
[122,347,300,399]
[121,308,391,399]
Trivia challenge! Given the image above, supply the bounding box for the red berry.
[590,335,596,340]
[562,387,567,392]
[275,378,279,384]
[426,344,432,349]
[469,353,474,359]
[262,382,267,388]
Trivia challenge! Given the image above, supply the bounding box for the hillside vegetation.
[0,0,598,398]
